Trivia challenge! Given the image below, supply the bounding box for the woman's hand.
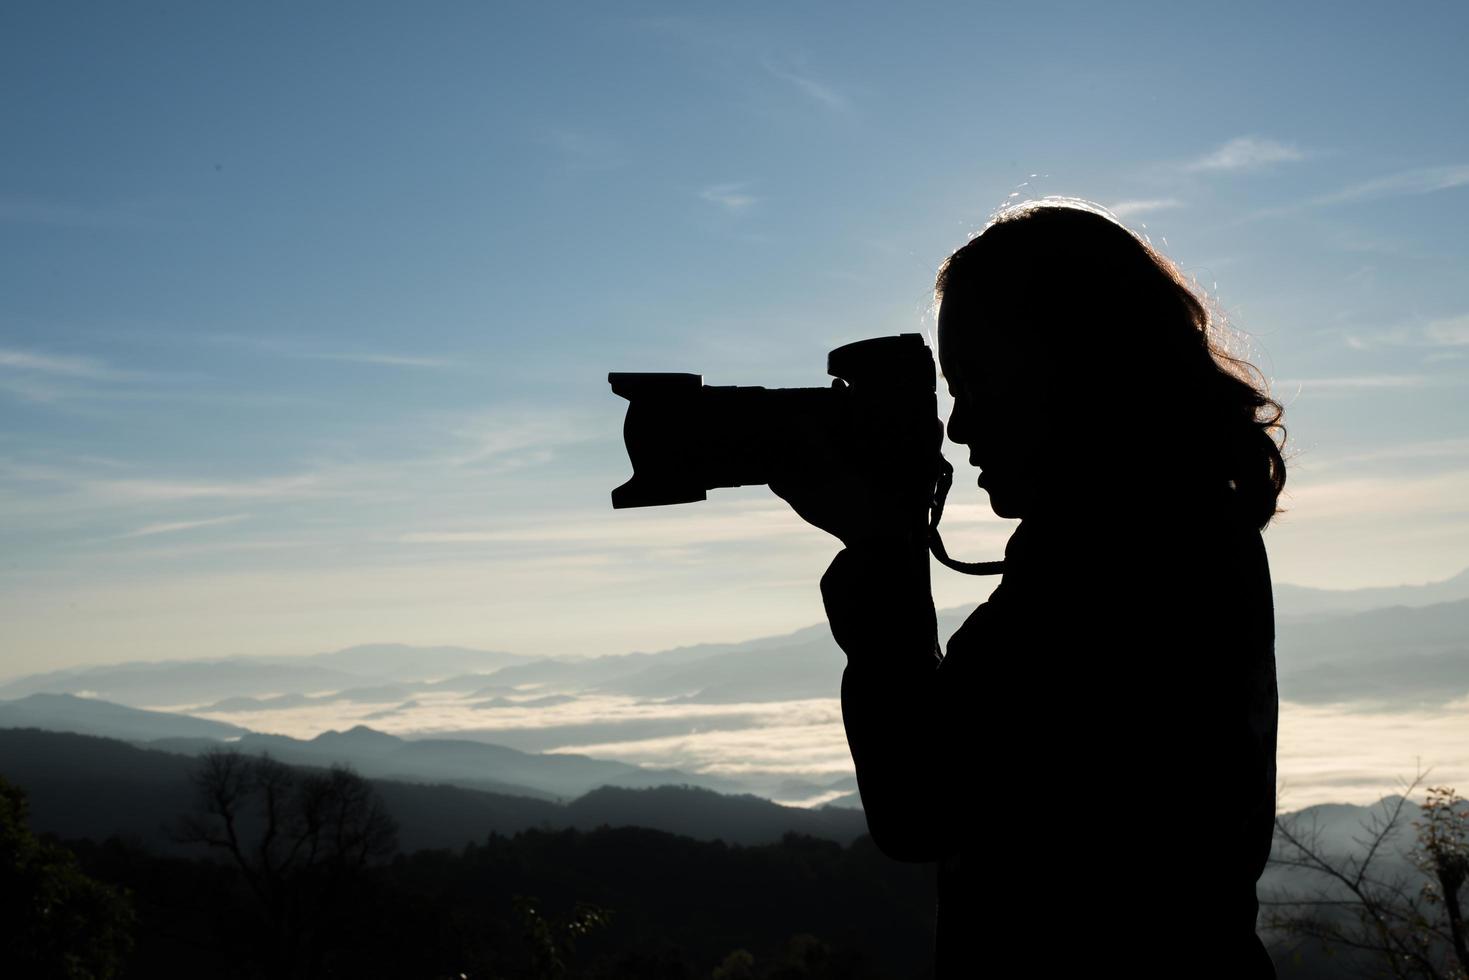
[769,417,942,549]
[770,467,899,548]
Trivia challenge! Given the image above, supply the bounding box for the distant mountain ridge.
[2,568,1464,813]
[5,569,1459,709]
[0,642,531,705]
[1273,566,1469,619]
[0,693,248,741]
[1276,597,1469,707]
[0,692,740,801]
[0,729,868,855]
[0,727,1416,863]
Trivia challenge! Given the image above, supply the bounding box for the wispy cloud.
[1424,314,1469,346]
[1277,373,1435,391]
[396,500,814,553]
[762,61,849,113]
[1186,136,1305,172]
[442,411,594,469]
[1309,164,1469,207]
[544,127,626,171]
[119,513,251,539]
[0,347,147,405]
[1107,198,1184,219]
[1315,438,1469,470]
[1242,164,1469,223]
[1280,468,1469,521]
[699,182,758,212]
[92,474,322,504]
[313,352,452,368]
[0,348,122,380]
[205,334,455,369]
[1340,313,1469,351]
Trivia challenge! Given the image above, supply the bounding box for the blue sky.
[3,1,1468,671]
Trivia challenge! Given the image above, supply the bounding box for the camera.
[607,333,1002,576]
[608,333,938,508]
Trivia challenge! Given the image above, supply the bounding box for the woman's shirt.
[822,487,1278,976]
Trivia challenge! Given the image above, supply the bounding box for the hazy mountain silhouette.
[0,643,531,706]
[563,785,868,842]
[214,724,741,799]
[303,642,530,678]
[362,700,418,720]
[200,692,318,711]
[1273,566,1469,620]
[0,660,367,705]
[198,685,415,712]
[2,575,1454,715]
[0,693,248,741]
[0,693,745,799]
[432,713,769,754]
[477,646,733,690]
[774,774,858,800]
[0,729,868,853]
[470,694,576,709]
[1276,597,1469,707]
[0,725,1417,861]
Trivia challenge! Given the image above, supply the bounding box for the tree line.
[4,747,1466,978]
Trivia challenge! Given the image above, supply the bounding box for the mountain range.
[1273,566,1469,620]
[2,565,1466,822]
[6,589,1465,723]
[0,693,742,801]
[0,728,869,854]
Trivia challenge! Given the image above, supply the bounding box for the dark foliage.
[62,825,935,979]
[0,776,135,979]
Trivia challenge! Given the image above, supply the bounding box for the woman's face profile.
[937,298,1033,520]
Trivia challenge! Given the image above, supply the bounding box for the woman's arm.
[821,538,963,863]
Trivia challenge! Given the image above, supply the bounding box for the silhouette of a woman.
[775,199,1285,977]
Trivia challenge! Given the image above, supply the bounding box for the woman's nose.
[946,400,970,447]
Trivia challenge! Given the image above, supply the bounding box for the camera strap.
[929,457,1006,576]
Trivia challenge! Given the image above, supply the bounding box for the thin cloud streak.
[1280,468,1469,521]
[119,513,252,539]
[1426,314,1469,346]
[1277,374,1436,391]
[91,474,322,504]
[0,349,121,380]
[313,352,454,368]
[205,334,457,370]
[1310,164,1469,208]
[441,411,595,468]
[1340,313,1469,351]
[1315,438,1469,469]
[699,182,758,212]
[544,127,626,171]
[396,501,811,550]
[1243,163,1469,223]
[1107,198,1184,219]
[1186,136,1304,172]
[762,61,850,113]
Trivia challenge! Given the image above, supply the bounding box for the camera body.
[608,333,939,510]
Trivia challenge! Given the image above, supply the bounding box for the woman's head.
[935,198,1286,529]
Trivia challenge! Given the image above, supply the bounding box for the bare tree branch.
[1266,768,1468,980]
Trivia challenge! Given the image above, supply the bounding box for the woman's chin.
[987,499,1025,520]
[981,484,1027,520]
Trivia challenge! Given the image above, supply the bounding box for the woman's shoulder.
[941,497,1271,653]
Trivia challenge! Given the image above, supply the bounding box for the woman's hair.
[935,197,1287,530]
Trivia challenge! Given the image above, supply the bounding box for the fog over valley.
[5,568,1469,811]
